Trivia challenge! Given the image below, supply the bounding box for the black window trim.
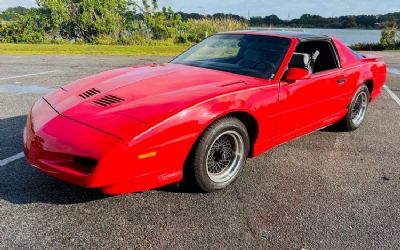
[329,39,342,69]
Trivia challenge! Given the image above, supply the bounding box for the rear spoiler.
[359,53,383,62]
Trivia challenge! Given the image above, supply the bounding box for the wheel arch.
[228,111,259,157]
[364,79,374,99]
[187,111,259,161]
[182,110,259,183]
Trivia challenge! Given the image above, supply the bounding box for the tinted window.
[172,34,291,79]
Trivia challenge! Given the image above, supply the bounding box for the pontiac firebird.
[24,31,387,194]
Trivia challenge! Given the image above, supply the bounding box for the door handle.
[337,78,347,84]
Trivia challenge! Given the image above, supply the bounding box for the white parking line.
[0,70,59,81]
[0,152,24,167]
[383,85,400,107]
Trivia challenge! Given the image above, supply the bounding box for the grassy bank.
[1,42,398,57]
[0,43,190,56]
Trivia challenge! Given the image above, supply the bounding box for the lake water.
[251,28,382,45]
[304,28,381,45]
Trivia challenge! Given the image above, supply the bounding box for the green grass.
[0,43,190,56]
[6,42,396,56]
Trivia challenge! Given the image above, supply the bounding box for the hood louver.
[93,95,124,107]
[79,88,101,99]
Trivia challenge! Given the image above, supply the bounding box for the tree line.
[4,6,398,29]
[249,13,399,29]
[177,12,400,29]
[0,1,399,45]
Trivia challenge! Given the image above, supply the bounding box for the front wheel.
[191,117,250,192]
[339,84,370,131]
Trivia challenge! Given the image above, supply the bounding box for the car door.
[275,41,347,142]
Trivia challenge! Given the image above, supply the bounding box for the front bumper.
[23,98,119,188]
[23,98,184,194]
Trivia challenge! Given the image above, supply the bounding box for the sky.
[1,0,399,19]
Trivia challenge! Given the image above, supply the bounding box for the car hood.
[44,63,255,138]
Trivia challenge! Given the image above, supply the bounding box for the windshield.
[171,34,291,79]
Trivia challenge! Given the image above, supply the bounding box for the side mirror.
[284,68,310,83]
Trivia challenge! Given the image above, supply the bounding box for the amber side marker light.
[28,108,35,133]
[138,151,157,159]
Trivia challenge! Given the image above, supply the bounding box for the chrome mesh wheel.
[351,91,368,126]
[205,130,245,183]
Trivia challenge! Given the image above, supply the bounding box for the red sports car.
[24,31,387,194]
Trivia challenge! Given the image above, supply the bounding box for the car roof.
[220,29,331,42]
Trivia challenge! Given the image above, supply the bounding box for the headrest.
[289,53,311,69]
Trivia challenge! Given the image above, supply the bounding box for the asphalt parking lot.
[0,52,400,249]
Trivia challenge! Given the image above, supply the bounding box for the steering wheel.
[254,61,276,72]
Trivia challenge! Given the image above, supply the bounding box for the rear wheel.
[191,117,250,192]
[338,85,370,131]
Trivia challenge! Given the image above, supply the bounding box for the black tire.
[190,117,250,192]
[338,84,370,131]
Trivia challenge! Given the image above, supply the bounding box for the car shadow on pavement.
[157,181,203,194]
[320,123,349,133]
[0,115,107,205]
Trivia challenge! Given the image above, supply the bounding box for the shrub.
[91,34,115,45]
[351,24,400,51]
[0,1,249,46]
[350,42,385,51]
[0,11,46,43]
[181,18,248,43]
[140,4,184,40]
[380,24,399,48]
[175,33,189,44]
